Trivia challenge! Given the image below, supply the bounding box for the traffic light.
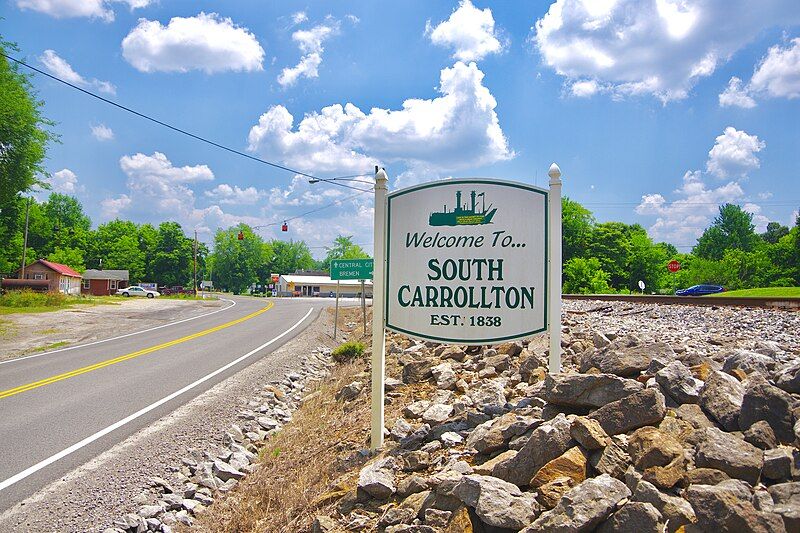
[281,221,288,232]
[237,231,244,240]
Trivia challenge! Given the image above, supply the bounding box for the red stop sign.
[668,260,681,273]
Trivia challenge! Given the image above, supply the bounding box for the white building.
[278,274,373,297]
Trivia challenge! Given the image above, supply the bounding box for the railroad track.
[563,294,800,310]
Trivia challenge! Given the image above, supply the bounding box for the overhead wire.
[1,52,374,193]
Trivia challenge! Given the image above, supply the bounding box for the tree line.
[562,197,800,294]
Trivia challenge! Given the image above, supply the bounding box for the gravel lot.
[0,298,228,363]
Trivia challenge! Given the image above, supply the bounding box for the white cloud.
[534,0,800,102]
[637,127,769,242]
[205,184,267,205]
[706,127,765,179]
[719,77,757,108]
[291,11,307,25]
[345,14,360,25]
[90,123,114,141]
[426,0,504,62]
[122,12,265,73]
[749,37,800,99]
[39,50,116,95]
[267,174,345,208]
[16,0,151,22]
[570,79,599,97]
[100,194,131,218]
[278,21,340,87]
[719,38,800,107]
[46,168,84,195]
[250,61,512,175]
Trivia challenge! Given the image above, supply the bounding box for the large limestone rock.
[693,427,764,485]
[775,360,800,394]
[655,361,701,404]
[493,414,574,487]
[596,501,663,532]
[590,435,631,479]
[699,370,744,432]
[541,373,643,408]
[630,478,695,532]
[570,416,611,450]
[580,338,675,377]
[686,482,787,533]
[739,374,796,444]
[403,359,434,384]
[466,412,540,455]
[628,427,685,489]
[431,363,457,390]
[530,446,588,489]
[768,482,800,532]
[358,458,397,500]
[588,388,666,436]
[722,349,775,377]
[452,475,540,530]
[522,474,631,532]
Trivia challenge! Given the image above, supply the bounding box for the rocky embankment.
[320,301,800,532]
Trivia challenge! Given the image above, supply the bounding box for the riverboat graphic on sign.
[429,190,497,226]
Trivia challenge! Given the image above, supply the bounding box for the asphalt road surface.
[0,295,347,512]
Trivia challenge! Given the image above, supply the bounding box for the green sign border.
[385,178,549,344]
[330,258,374,280]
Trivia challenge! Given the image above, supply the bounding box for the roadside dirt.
[0,298,227,363]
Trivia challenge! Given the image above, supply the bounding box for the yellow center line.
[0,302,274,401]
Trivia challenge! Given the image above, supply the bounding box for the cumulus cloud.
[90,123,114,141]
[721,37,800,107]
[122,12,265,73]
[15,0,150,21]
[204,183,267,205]
[426,0,504,62]
[250,61,512,176]
[719,77,757,108]
[39,50,116,95]
[706,127,765,179]
[637,128,769,242]
[278,20,340,87]
[291,11,308,25]
[534,0,800,103]
[45,168,84,195]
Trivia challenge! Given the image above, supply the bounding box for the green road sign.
[331,258,374,280]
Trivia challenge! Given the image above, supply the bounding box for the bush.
[331,340,365,363]
[0,289,67,308]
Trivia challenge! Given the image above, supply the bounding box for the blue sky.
[3,0,799,257]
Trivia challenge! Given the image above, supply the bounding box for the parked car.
[675,284,725,296]
[117,285,161,298]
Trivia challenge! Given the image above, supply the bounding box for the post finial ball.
[548,163,561,180]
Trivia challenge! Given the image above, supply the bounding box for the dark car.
[675,284,725,296]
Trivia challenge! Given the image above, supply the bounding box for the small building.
[81,269,130,296]
[278,273,373,298]
[13,259,82,294]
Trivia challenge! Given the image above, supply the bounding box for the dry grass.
[190,306,435,533]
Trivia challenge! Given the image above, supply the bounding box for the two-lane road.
[0,295,339,512]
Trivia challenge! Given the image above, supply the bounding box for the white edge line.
[0,306,315,493]
[0,298,238,366]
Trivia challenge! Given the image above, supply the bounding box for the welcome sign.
[385,179,548,344]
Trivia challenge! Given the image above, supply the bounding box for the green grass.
[708,287,800,298]
[0,290,120,315]
[161,293,218,300]
[30,341,68,352]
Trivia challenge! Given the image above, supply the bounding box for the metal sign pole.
[548,163,563,374]
[361,280,366,335]
[371,167,388,451]
[334,280,340,339]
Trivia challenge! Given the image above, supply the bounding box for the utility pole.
[21,196,31,279]
[193,229,198,297]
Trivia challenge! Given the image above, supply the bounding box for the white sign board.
[385,179,548,344]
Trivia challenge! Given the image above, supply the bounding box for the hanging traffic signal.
[281,221,288,232]
[237,231,244,240]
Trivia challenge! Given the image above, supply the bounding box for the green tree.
[563,257,611,294]
[587,222,631,288]
[0,40,56,272]
[562,197,595,264]
[47,246,85,272]
[761,222,790,244]
[269,239,314,274]
[151,222,194,287]
[694,204,758,260]
[44,193,91,255]
[323,235,370,267]
[627,232,668,293]
[88,219,146,281]
[138,223,159,282]
[211,225,263,293]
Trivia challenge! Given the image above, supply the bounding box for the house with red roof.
[11,259,83,294]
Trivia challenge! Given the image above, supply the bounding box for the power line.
[1,52,373,192]
[250,190,372,230]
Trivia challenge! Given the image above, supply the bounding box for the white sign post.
[370,166,563,451]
